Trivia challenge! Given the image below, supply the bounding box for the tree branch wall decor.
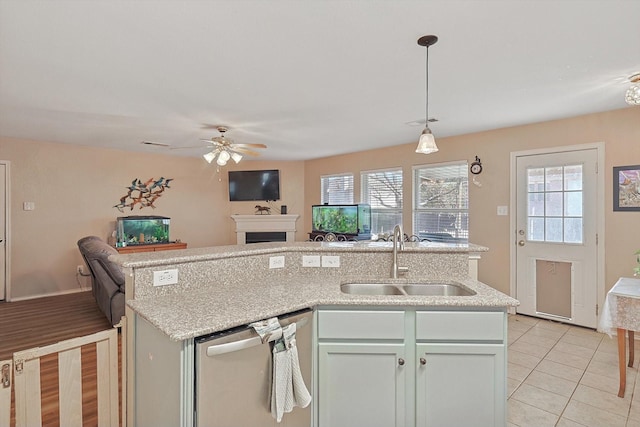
[114,177,173,212]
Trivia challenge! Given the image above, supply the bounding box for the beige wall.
[304,108,640,296]
[1,137,305,299]
[2,107,638,301]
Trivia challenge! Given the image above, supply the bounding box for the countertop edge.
[113,241,489,268]
[128,276,519,341]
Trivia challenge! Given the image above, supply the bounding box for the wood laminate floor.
[0,291,116,427]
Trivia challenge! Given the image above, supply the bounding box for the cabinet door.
[318,342,406,427]
[416,343,505,427]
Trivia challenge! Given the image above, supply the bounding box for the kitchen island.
[115,241,518,427]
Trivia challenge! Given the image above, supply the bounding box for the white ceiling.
[1,0,638,161]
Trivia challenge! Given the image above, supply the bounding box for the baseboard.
[9,287,91,302]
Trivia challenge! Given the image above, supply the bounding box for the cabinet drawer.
[416,311,504,341]
[318,310,405,340]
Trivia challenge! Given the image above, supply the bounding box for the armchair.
[77,236,125,326]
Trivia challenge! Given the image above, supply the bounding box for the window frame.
[412,160,469,243]
[320,173,354,205]
[360,167,403,236]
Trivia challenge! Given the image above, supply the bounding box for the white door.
[515,148,598,327]
[0,162,6,301]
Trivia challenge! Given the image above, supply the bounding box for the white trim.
[9,287,91,302]
[0,160,10,301]
[360,165,403,175]
[509,142,605,325]
[320,171,354,179]
[411,159,468,171]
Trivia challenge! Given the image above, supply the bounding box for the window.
[361,168,403,236]
[321,173,354,205]
[526,164,583,244]
[413,162,468,243]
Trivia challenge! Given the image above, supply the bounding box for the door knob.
[420,357,426,365]
[518,240,525,246]
[398,358,405,366]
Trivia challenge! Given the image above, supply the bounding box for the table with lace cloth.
[599,277,640,397]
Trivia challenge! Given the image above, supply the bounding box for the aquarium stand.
[115,242,187,254]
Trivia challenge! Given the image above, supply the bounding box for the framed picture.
[613,164,640,211]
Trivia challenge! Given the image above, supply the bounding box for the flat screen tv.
[228,169,281,201]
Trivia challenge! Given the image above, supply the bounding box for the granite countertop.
[128,274,519,342]
[114,240,489,268]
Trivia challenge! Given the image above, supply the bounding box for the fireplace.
[230,214,299,244]
[245,232,287,244]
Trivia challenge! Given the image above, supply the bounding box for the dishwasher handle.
[206,316,309,357]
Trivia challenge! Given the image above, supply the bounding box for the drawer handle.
[420,357,426,365]
[398,358,405,366]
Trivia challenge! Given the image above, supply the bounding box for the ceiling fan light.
[231,152,243,163]
[218,150,231,162]
[415,127,439,154]
[203,151,217,163]
[625,84,640,106]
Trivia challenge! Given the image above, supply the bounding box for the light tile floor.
[507,314,640,427]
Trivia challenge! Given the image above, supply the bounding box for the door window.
[526,164,583,244]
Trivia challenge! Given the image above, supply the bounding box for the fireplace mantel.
[231,214,299,244]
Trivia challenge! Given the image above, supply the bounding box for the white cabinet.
[316,310,406,427]
[318,343,406,427]
[414,310,506,426]
[316,308,507,427]
[416,343,505,427]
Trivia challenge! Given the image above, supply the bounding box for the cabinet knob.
[398,358,405,366]
[420,357,426,365]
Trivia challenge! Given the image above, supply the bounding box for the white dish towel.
[271,322,312,422]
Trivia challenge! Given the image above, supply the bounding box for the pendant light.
[415,35,439,154]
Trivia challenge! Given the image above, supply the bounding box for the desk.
[599,277,640,397]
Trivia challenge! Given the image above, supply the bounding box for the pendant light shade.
[415,35,439,155]
[416,127,438,154]
[203,151,217,163]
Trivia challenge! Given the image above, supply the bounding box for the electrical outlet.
[302,255,321,267]
[321,255,340,268]
[153,269,179,286]
[269,256,285,269]
[77,265,84,274]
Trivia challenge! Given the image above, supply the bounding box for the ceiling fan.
[175,126,267,166]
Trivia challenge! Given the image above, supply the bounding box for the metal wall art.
[114,177,173,212]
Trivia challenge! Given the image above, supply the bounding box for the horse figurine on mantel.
[255,205,271,215]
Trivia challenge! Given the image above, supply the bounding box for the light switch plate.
[269,256,285,269]
[321,255,340,268]
[497,205,508,216]
[302,255,321,267]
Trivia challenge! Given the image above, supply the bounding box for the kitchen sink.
[340,282,476,296]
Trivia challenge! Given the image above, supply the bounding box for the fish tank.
[116,215,170,247]
[312,204,371,240]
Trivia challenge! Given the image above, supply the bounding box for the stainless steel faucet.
[390,224,409,279]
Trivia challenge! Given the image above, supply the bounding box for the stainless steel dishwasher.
[194,308,313,427]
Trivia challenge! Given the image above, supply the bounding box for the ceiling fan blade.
[170,144,211,150]
[232,143,268,149]
[231,147,262,156]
